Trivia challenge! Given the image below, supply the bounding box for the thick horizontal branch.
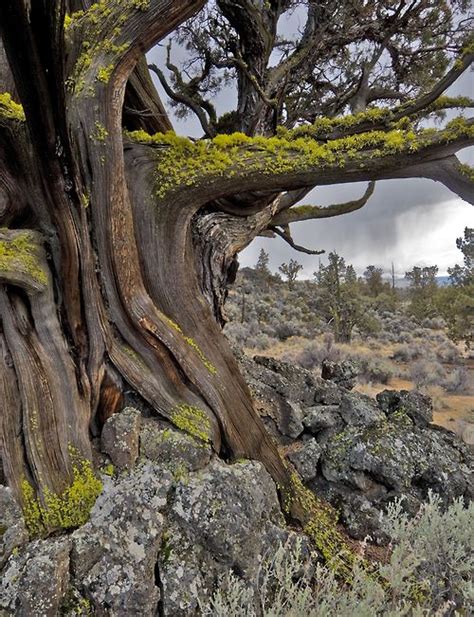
[128,117,474,207]
[272,181,375,226]
[418,156,474,206]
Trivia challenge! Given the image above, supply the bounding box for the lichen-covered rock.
[101,407,141,469]
[158,459,286,616]
[316,415,473,539]
[338,391,385,427]
[140,419,212,472]
[0,538,70,616]
[0,486,28,570]
[303,405,343,434]
[287,438,322,481]
[71,463,173,616]
[376,389,433,426]
[321,359,358,390]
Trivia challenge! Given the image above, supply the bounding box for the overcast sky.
[147,12,474,279]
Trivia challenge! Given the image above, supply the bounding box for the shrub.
[349,353,394,384]
[294,337,344,370]
[200,494,474,615]
[442,366,472,393]
[392,343,425,362]
[409,359,446,388]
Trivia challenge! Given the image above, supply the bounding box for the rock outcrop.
[0,354,472,614]
[240,354,473,542]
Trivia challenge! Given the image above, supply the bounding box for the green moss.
[0,232,48,286]
[183,336,217,375]
[284,472,357,581]
[171,404,212,443]
[96,64,114,83]
[101,463,115,477]
[65,2,133,95]
[127,116,473,200]
[457,162,474,182]
[131,0,150,9]
[0,92,26,121]
[21,451,102,537]
[80,192,90,208]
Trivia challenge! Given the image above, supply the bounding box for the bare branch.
[149,62,216,137]
[270,225,325,255]
[272,182,376,226]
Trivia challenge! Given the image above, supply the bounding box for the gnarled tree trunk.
[0,0,297,528]
[0,2,472,568]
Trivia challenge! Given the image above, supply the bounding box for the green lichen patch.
[458,162,474,182]
[0,232,48,286]
[90,121,109,142]
[65,2,135,95]
[131,0,150,9]
[183,336,217,375]
[163,316,217,375]
[21,453,103,537]
[96,63,114,84]
[284,472,361,581]
[171,404,212,444]
[0,92,26,121]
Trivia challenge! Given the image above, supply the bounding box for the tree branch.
[134,117,474,207]
[272,182,376,226]
[148,62,216,137]
[421,156,474,206]
[269,225,325,255]
[314,49,474,140]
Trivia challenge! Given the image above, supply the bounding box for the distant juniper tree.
[255,248,272,288]
[448,227,474,287]
[364,265,387,297]
[279,259,303,290]
[315,252,366,343]
[437,228,474,347]
[405,266,439,320]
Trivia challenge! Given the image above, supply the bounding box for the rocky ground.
[0,356,472,616]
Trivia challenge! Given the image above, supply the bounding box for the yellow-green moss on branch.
[163,316,217,374]
[127,116,474,199]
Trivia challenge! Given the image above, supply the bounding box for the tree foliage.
[279,258,303,290]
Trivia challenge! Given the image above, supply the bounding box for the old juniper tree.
[0,0,473,555]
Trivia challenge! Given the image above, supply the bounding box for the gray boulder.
[0,487,28,570]
[303,405,343,434]
[321,359,358,390]
[159,459,286,616]
[0,538,70,616]
[139,419,212,472]
[376,389,433,426]
[339,391,385,427]
[101,407,141,469]
[317,415,473,539]
[71,463,173,616]
[287,438,322,482]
